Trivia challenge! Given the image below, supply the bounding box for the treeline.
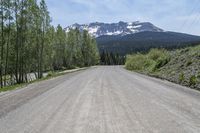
[100,51,125,65]
[52,27,99,70]
[0,0,99,87]
[96,32,200,56]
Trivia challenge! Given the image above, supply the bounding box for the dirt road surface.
[0,66,200,133]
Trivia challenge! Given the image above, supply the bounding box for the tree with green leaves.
[0,0,100,88]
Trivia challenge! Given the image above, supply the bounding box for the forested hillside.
[0,0,99,88]
[97,31,200,55]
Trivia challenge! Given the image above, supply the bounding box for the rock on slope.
[156,45,200,90]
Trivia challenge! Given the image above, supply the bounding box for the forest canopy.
[0,0,99,87]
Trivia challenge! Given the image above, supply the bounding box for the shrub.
[197,72,200,79]
[125,48,170,72]
[148,48,170,70]
[186,61,192,66]
[125,54,146,71]
[148,49,163,60]
[148,49,169,60]
[144,59,156,72]
[179,72,185,83]
[155,56,170,69]
[47,71,54,77]
[189,75,197,86]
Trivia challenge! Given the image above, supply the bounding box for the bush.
[47,71,54,77]
[144,59,156,72]
[148,49,165,61]
[155,57,170,69]
[125,54,146,71]
[179,72,185,83]
[197,72,200,79]
[189,75,197,86]
[148,49,170,69]
[125,48,170,73]
[186,61,192,66]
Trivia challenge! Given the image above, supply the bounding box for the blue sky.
[46,0,200,35]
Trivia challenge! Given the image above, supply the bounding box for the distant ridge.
[65,21,163,37]
[65,21,200,55]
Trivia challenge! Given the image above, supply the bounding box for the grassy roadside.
[0,67,89,93]
[125,45,200,90]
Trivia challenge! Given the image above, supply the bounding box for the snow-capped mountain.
[65,21,164,38]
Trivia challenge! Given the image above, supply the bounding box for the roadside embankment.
[125,45,200,90]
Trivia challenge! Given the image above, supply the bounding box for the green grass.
[0,84,26,92]
[0,67,88,93]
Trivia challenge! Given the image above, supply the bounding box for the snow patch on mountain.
[88,26,99,36]
[65,21,164,38]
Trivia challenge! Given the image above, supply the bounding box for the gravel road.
[0,66,200,133]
